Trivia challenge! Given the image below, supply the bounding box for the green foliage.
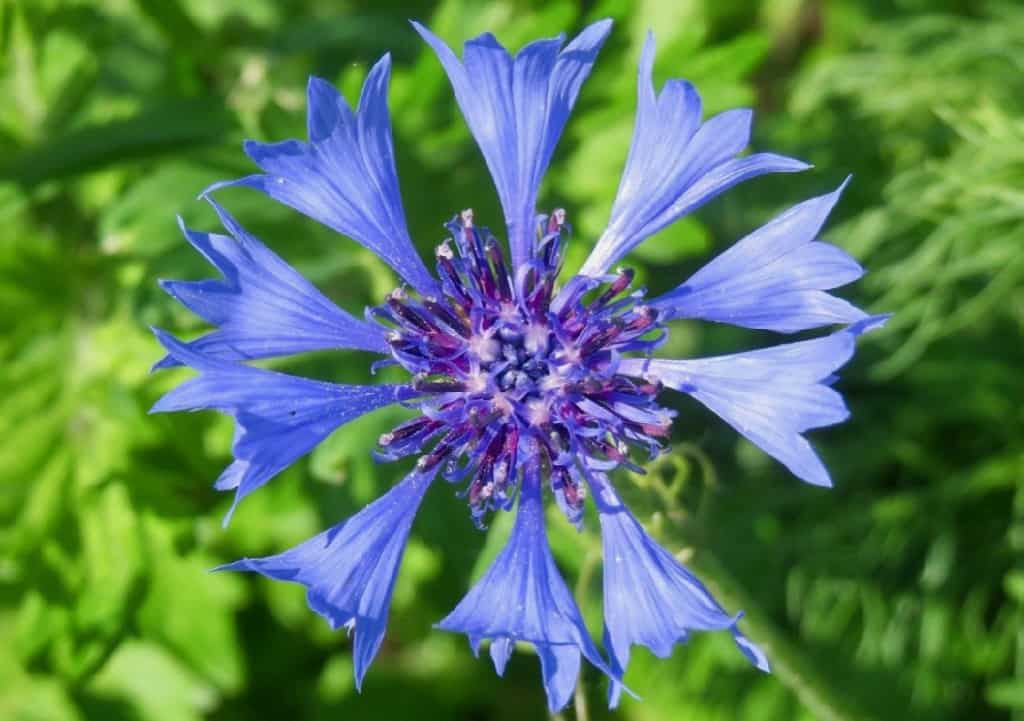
[0,1,1021,720]
[788,4,1024,375]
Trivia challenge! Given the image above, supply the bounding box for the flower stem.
[573,673,591,721]
[685,549,881,721]
[570,547,600,721]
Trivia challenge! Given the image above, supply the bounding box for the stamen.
[547,207,566,234]
[369,207,670,526]
[435,240,454,260]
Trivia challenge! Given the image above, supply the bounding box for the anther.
[435,240,454,260]
[412,373,466,393]
[596,267,635,307]
[547,208,566,234]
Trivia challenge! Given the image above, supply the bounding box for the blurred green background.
[2,0,1022,719]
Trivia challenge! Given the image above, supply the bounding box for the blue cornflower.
[152,20,886,711]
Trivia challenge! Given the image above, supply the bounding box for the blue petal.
[489,636,514,676]
[150,329,413,522]
[537,644,582,711]
[619,316,889,487]
[586,472,767,707]
[155,199,388,369]
[413,19,612,271]
[218,470,434,690]
[435,456,617,712]
[578,33,809,277]
[651,180,868,332]
[203,55,437,295]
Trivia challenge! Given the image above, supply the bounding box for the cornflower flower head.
[151,19,887,711]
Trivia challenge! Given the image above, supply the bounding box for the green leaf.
[39,29,96,134]
[0,99,234,185]
[54,484,145,681]
[134,0,201,44]
[136,517,245,693]
[12,590,69,666]
[987,679,1024,709]
[86,641,218,721]
[0,657,84,721]
[98,163,222,258]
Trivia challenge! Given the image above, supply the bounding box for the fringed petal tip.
[650,178,870,333]
[412,19,612,270]
[148,321,178,373]
[607,676,645,709]
[463,636,635,713]
[489,637,514,676]
[156,201,390,360]
[436,465,626,711]
[215,471,434,689]
[590,475,770,707]
[201,56,436,294]
[147,326,220,388]
[850,312,892,336]
[577,32,809,277]
[731,623,771,673]
[148,326,411,520]
[620,314,886,487]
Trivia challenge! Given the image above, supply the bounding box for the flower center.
[371,209,671,526]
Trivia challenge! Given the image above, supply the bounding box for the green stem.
[572,548,600,721]
[684,549,881,721]
[663,444,878,721]
[573,677,590,721]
